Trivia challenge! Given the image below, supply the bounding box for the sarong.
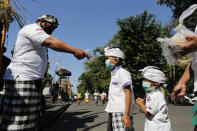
[1,80,42,131]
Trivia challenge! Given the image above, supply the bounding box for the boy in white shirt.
[104,47,135,131]
[136,66,172,131]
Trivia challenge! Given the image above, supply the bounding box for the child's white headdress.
[104,47,124,59]
[139,66,166,84]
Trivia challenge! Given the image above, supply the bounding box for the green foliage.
[157,0,197,30]
[107,11,174,96]
[77,56,111,95]
[78,11,173,96]
[77,10,193,96]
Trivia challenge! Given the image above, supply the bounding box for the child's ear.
[114,59,119,65]
[115,58,119,62]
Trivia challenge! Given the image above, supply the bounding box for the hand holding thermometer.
[84,49,92,59]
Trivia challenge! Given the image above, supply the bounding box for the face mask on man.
[105,60,115,70]
[41,22,55,35]
[142,81,155,92]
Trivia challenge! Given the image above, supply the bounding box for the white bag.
[157,4,197,66]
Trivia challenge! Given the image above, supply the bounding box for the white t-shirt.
[101,92,107,99]
[105,66,135,116]
[85,92,89,99]
[4,23,50,80]
[145,89,171,131]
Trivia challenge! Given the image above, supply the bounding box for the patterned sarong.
[1,80,42,131]
[108,113,134,131]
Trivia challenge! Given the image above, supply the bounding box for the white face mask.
[142,81,154,92]
[105,60,115,70]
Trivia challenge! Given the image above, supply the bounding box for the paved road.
[46,100,194,131]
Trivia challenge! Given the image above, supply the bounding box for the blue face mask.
[142,81,154,92]
[105,60,115,70]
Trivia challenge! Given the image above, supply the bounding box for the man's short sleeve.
[118,69,132,89]
[23,24,50,46]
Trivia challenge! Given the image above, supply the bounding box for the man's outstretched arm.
[42,36,88,60]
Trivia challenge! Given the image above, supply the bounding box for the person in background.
[77,92,82,105]
[74,95,77,102]
[84,90,89,105]
[94,90,99,105]
[101,91,107,105]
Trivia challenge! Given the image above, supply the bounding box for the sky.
[4,0,172,94]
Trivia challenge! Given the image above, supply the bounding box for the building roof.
[56,68,71,76]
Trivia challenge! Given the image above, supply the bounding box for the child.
[136,66,172,131]
[104,47,135,131]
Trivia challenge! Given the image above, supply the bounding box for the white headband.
[104,47,124,59]
[139,66,166,84]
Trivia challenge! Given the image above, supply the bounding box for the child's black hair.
[117,58,123,66]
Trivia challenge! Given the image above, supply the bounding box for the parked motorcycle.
[184,93,197,105]
[172,94,194,106]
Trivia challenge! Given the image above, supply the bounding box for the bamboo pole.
[0,23,6,73]
[0,0,9,74]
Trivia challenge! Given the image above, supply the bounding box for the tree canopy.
[78,11,175,96]
[77,1,197,96]
[157,0,197,30]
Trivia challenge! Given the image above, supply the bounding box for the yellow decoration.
[1,0,9,9]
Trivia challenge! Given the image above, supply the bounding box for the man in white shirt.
[2,14,88,131]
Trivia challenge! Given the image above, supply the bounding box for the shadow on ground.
[51,110,105,131]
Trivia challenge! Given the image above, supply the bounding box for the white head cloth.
[139,66,166,84]
[104,47,124,59]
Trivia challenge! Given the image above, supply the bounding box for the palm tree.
[0,0,35,73]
